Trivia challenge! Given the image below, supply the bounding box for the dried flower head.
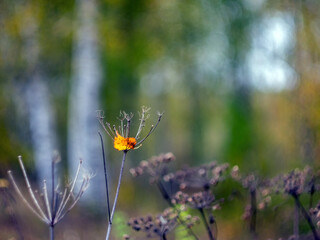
[7,155,91,227]
[128,208,178,238]
[97,106,163,152]
[164,162,229,190]
[230,166,266,192]
[172,191,219,210]
[229,166,274,225]
[275,166,320,197]
[242,174,259,192]
[130,153,176,183]
[128,208,198,239]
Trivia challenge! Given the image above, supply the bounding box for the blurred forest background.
[1,0,320,239]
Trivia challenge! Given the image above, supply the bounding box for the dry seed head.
[98,107,163,152]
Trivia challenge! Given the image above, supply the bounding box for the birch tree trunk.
[20,13,57,184]
[68,0,104,203]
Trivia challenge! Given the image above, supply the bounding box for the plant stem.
[157,181,171,202]
[309,180,315,209]
[105,151,127,240]
[51,161,55,240]
[156,181,199,240]
[250,189,257,239]
[50,224,54,240]
[51,160,55,218]
[99,132,111,223]
[162,234,167,240]
[294,200,299,238]
[309,191,314,209]
[199,208,215,240]
[293,194,319,240]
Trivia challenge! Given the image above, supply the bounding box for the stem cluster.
[8,155,90,240]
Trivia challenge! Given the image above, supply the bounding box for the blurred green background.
[1,0,320,239]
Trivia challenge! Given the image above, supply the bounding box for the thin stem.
[136,114,162,146]
[50,224,54,240]
[162,234,167,240]
[199,208,215,240]
[310,191,314,209]
[157,181,171,202]
[43,180,52,222]
[54,188,67,220]
[104,121,116,139]
[293,194,319,240]
[50,158,56,240]
[120,115,124,136]
[55,160,82,220]
[249,189,257,239]
[7,171,45,221]
[18,156,49,222]
[106,123,115,138]
[126,119,131,138]
[56,178,89,223]
[96,112,115,140]
[309,180,315,209]
[51,160,55,220]
[135,107,150,139]
[113,125,118,136]
[99,132,111,224]
[105,151,127,240]
[294,200,299,238]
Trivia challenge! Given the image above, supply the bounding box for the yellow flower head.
[97,106,163,152]
[114,132,137,151]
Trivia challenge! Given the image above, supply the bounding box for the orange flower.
[114,132,137,151]
[97,107,163,152]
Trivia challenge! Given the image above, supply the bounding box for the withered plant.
[230,166,273,239]
[274,167,320,240]
[97,106,163,240]
[130,153,200,239]
[131,156,230,240]
[126,207,199,240]
[7,154,91,240]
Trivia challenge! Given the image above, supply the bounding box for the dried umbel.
[171,190,218,240]
[280,167,318,197]
[164,162,229,190]
[266,166,320,199]
[97,106,163,152]
[97,107,163,240]
[242,174,259,192]
[127,208,198,239]
[231,166,275,203]
[130,153,201,239]
[7,155,91,239]
[273,167,320,240]
[230,166,275,238]
[172,191,219,210]
[230,166,272,192]
[130,153,176,183]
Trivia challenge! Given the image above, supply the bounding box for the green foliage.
[113,211,132,239]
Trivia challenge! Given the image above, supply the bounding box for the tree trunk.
[68,0,103,204]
